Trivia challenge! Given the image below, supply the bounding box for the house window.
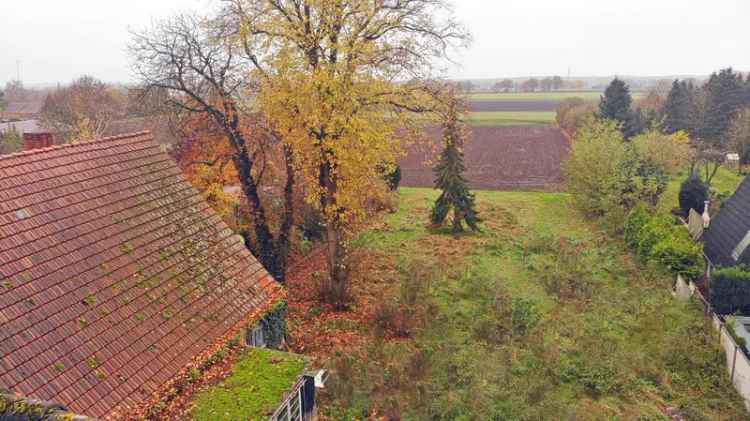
[246,322,266,348]
[732,230,750,262]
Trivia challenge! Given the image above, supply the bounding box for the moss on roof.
[0,391,98,421]
[190,348,306,421]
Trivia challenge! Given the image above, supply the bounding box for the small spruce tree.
[431,96,481,233]
[678,174,709,215]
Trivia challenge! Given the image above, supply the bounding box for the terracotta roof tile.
[0,132,283,419]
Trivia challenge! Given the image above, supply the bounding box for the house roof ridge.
[0,130,153,162]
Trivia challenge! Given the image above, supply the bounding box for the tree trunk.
[274,144,296,283]
[319,156,349,310]
[230,132,283,281]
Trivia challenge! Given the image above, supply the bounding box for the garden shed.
[0,132,311,420]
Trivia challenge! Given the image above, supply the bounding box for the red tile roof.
[0,131,283,419]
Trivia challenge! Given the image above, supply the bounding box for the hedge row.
[711,266,750,315]
[624,204,704,279]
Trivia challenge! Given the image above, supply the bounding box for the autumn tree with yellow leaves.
[223,0,469,308]
[132,2,468,306]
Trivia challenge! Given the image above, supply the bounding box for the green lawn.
[325,187,746,420]
[191,349,306,421]
[467,91,647,102]
[467,111,556,126]
[658,167,745,215]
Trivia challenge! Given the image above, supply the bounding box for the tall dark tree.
[599,78,639,138]
[663,80,692,134]
[130,14,295,282]
[431,97,481,233]
[702,68,745,146]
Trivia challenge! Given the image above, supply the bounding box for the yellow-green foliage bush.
[624,204,703,278]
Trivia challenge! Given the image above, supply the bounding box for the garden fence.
[688,280,750,410]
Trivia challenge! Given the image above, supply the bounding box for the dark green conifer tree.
[599,77,639,138]
[663,80,692,133]
[702,68,745,146]
[431,97,481,233]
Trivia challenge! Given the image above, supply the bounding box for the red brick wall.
[23,132,54,151]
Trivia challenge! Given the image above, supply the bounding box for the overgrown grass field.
[310,188,746,420]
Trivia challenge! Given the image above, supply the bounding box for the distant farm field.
[467,111,556,125]
[401,125,569,190]
[468,91,607,102]
[469,100,560,112]
[467,91,645,115]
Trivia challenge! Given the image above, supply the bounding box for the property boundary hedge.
[711,266,750,315]
[624,204,703,279]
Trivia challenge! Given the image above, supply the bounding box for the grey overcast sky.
[1,0,748,86]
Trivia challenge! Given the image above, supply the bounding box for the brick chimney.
[23,133,54,151]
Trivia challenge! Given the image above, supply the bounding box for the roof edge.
[0,390,101,421]
[0,130,154,162]
[109,279,286,420]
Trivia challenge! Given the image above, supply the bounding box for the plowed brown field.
[400,125,569,191]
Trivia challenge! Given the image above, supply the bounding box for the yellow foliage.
[242,1,446,232]
[632,129,695,174]
[192,164,239,217]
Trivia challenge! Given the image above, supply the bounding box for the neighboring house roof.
[704,176,750,267]
[3,101,43,116]
[0,132,283,419]
[0,120,42,135]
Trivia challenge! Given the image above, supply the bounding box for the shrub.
[563,119,627,217]
[635,216,672,260]
[624,206,704,279]
[564,119,669,219]
[624,204,650,248]
[678,175,708,215]
[710,265,750,314]
[556,97,596,136]
[631,130,694,174]
[650,233,703,279]
[383,164,401,191]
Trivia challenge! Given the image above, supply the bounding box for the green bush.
[711,266,750,314]
[624,204,651,248]
[678,174,709,215]
[624,206,704,278]
[650,234,703,279]
[636,216,673,260]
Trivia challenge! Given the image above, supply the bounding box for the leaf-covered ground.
[287,188,747,420]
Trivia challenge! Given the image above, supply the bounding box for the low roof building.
[0,132,287,419]
[704,176,750,268]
